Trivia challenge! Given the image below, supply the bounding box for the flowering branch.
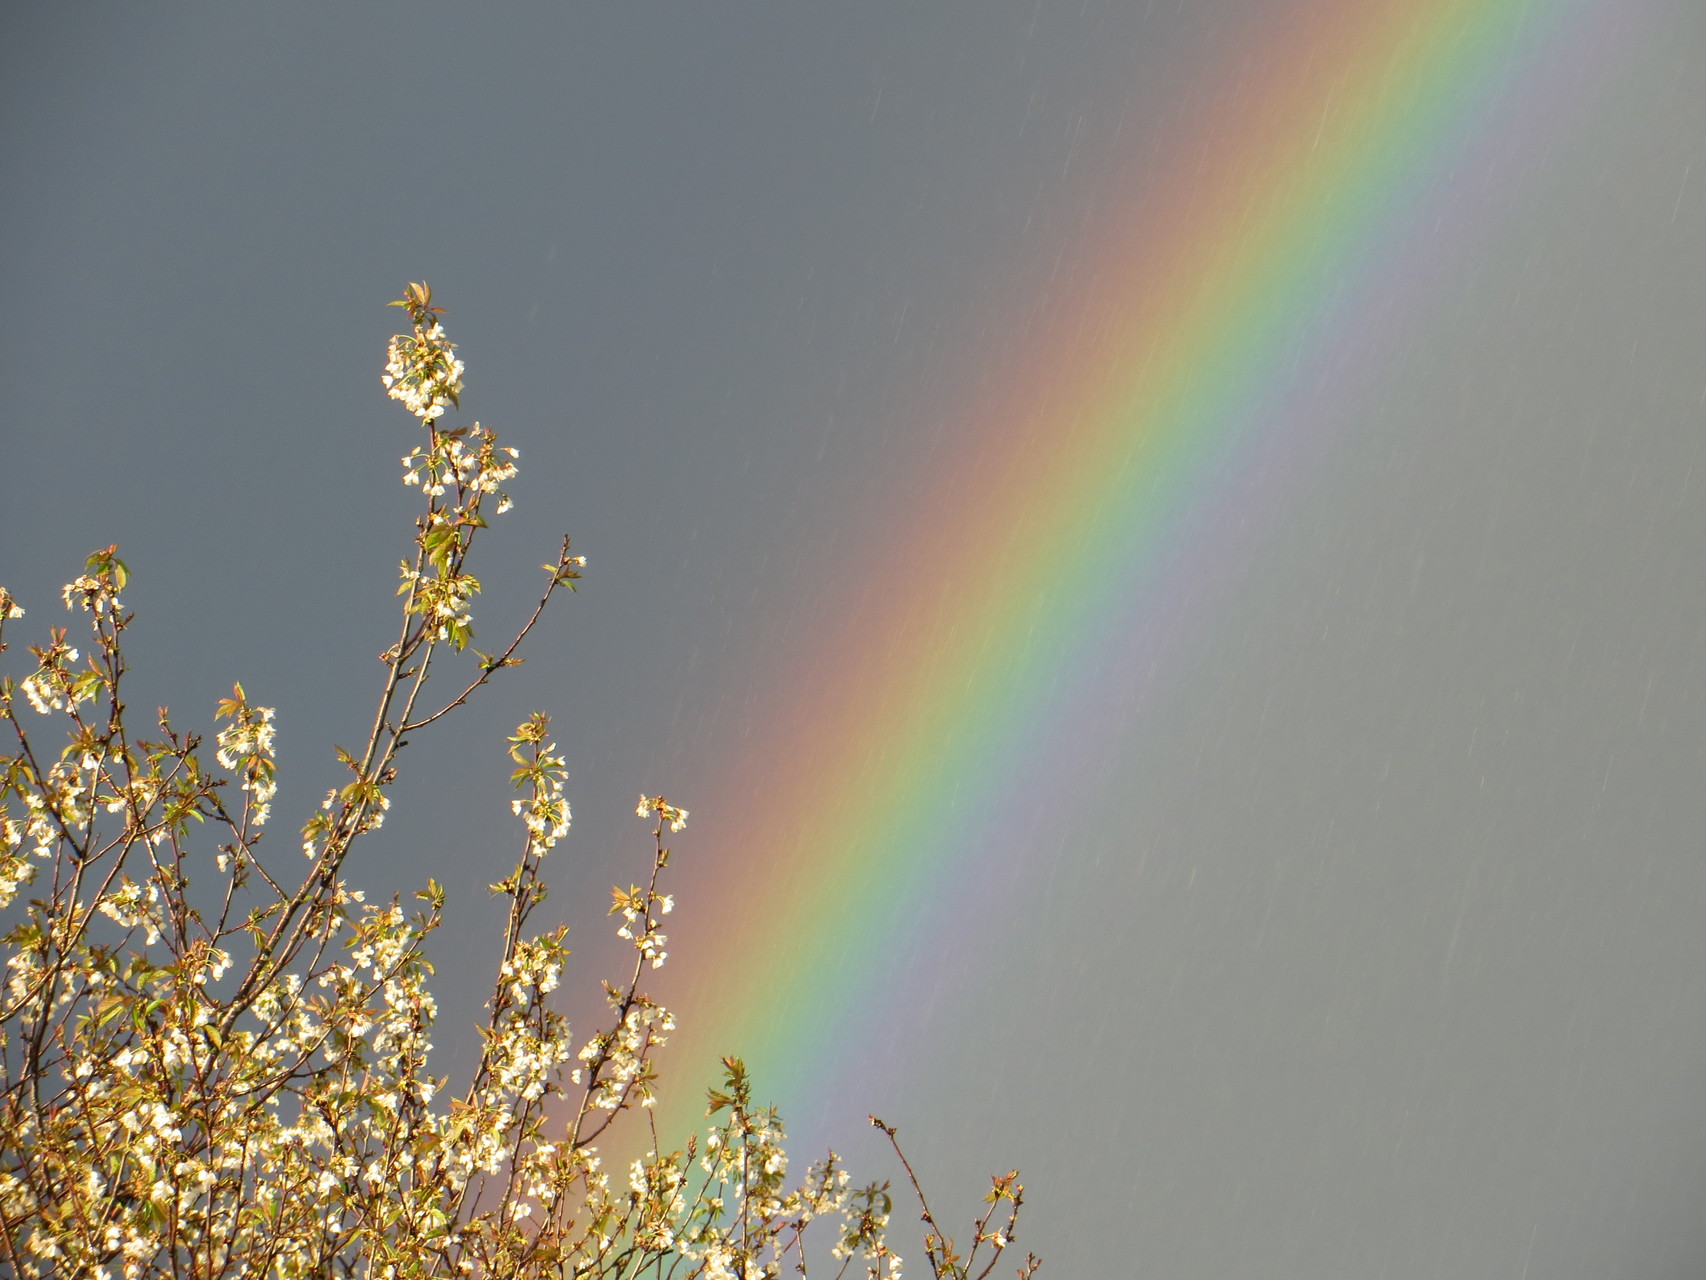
[0,285,1038,1280]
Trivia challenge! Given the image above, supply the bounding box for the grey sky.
[5,3,1706,1275]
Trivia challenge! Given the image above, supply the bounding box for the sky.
[4,2,1706,1275]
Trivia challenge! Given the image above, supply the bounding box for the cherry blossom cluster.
[383,281,465,422]
[213,685,278,826]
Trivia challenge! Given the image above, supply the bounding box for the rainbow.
[656,0,1630,1140]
